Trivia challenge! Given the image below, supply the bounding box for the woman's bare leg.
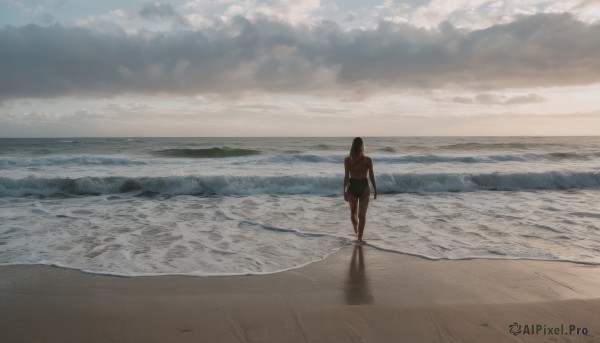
[357,187,370,241]
[347,193,359,237]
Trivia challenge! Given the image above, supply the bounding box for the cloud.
[103,102,151,112]
[440,93,546,105]
[139,2,179,21]
[500,94,546,105]
[4,0,34,13]
[344,11,358,22]
[34,13,56,26]
[75,9,133,33]
[138,2,192,28]
[183,0,323,25]
[571,0,600,11]
[1,13,600,101]
[375,0,596,30]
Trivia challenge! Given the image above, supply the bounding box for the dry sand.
[1,245,600,342]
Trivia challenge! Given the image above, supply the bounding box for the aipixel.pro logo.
[509,322,590,336]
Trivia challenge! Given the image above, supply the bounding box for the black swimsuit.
[348,178,369,198]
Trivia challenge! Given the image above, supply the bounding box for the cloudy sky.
[1,0,599,137]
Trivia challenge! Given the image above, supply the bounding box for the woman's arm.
[368,157,377,199]
[343,157,349,202]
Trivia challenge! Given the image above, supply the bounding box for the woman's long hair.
[350,137,363,161]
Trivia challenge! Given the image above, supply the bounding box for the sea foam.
[2,137,600,276]
[1,171,600,197]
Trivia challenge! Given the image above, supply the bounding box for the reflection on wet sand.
[344,245,374,305]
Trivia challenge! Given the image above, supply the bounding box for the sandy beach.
[1,245,599,343]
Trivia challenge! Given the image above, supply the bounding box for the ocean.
[1,136,599,276]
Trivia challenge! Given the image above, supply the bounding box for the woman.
[344,137,377,244]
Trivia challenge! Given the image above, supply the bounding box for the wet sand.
[1,245,600,342]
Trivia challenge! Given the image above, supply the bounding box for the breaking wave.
[0,155,146,168]
[2,151,597,168]
[2,171,599,197]
[260,152,599,164]
[153,147,261,158]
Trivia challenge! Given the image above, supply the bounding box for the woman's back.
[345,155,371,179]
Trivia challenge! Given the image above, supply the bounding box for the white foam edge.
[0,241,353,278]
[363,242,600,266]
[2,242,599,278]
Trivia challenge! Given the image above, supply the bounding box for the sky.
[1,0,600,137]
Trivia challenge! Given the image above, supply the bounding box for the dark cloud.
[1,13,599,100]
[35,13,56,26]
[139,2,178,21]
[138,2,190,28]
[502,94,546,105]
[442,93,546,105]
[344,12,358,22]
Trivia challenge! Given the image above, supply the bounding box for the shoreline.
[3,242,600,278]
[2,245,600,342]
